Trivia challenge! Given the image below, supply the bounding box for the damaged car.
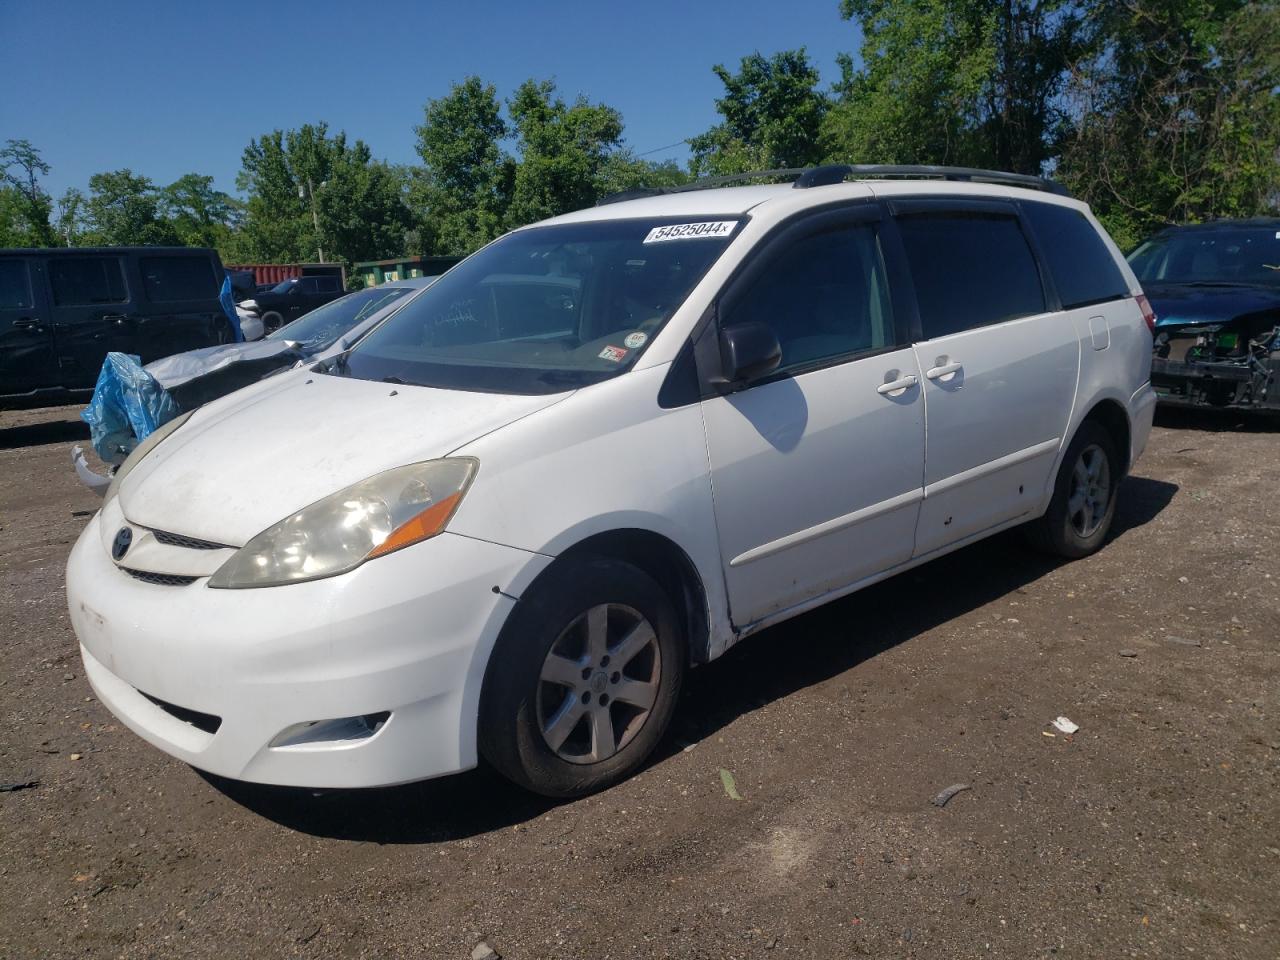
[1129,219,1280,412]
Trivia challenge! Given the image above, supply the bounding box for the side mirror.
[718,321,782,385]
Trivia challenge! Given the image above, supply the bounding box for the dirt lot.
[1,404,1277,960]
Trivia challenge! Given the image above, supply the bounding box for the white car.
[66,165,1157,797]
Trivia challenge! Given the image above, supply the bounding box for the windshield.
[337,217,741,394]
[265,285,414,348]
[1129,227,1280,288]
[269,279,298,294]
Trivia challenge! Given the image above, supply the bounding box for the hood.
[1146,282,1280,329]
[145,340,301,389]
[118,370,568,545]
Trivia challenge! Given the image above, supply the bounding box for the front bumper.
[1151,356,1280,411]
[67,511,550,788]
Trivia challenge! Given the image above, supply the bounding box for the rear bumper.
[67,511,552,788]
[1128,382,1158,469]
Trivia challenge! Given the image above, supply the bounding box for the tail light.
[1136,294,1157,333]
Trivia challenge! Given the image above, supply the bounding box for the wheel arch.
[533,528,714,665]
[1079,397,1132,476]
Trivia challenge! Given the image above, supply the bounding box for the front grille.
[149,528,231,551]
[140,692,222,734]
[120,568,198,587]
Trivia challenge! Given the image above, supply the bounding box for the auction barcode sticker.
[643,221,738,244]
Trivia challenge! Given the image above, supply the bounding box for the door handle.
[877,373,919,396]
[926,358,963,381]
[102,313,134,326]
[12,316,43,331]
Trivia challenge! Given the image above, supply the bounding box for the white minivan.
[66,166,1157,797]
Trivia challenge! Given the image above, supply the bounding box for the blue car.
[1128,219,1280,411]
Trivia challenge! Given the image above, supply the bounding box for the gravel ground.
[1,404,1277,960]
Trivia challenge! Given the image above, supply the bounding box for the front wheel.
[478,557,685,797]
[1025,421,1120,558]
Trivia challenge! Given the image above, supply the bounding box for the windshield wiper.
[381,375,407,385]
[536,370,590,388]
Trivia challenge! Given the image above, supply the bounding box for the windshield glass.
[266,285,414,348]
[1129,227,1280,287]
[268,279,298,294]
[337,217,741,394]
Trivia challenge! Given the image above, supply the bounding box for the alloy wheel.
[536,603,662,764]
[1066,443,1112,538]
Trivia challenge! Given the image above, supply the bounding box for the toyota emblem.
[111,527,133,561]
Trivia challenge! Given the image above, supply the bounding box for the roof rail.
[793,163,1070,196]
[596,168,805,205]
[595,163,1070,206]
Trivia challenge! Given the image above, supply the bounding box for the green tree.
[237,122,410,264]
[690,50,829,176]
[823,0,1091,173]
[55,188,86,246]
[161,173,240,249]
[0,139,57,246]
[593,152,691,198]
[412,76,514,255]
[1057,0,1280,247]
[82,169,179,246]
[505,79,624,227]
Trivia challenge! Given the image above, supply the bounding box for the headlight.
[103,411,195,506]
[208,458,477,589]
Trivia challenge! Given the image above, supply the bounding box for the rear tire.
[1025,420,1120,558]
[478,556,685,798]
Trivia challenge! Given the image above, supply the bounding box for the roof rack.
[595,163,1069,205]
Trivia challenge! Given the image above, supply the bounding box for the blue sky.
[2,0,863,200]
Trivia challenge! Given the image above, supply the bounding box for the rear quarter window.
[896,212,1046,339]
[1022,202,1130,309]
[50,257,128,306]
[140,255,219,302]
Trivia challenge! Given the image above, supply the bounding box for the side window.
[896,213,1045,339]
[725,223,893,372]
[139,256,218,302]
[317,276,340,292]
[1022,202,1129,309]
[49,257,128,306]
[0,260,33,309]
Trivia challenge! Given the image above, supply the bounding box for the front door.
[0,257,57,396]
[891,204,1080,557]
[135,252,222,360]
[700,211,926,628]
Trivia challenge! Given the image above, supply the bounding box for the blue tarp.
[220,275,245,342]
[80,352,180,464]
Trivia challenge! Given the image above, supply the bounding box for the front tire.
[478,557,686,797]
[1026,420,1120,558]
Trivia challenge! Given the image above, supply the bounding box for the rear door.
[0,256,57,396]
[136,252,222,360]
[46,253,136,388]
[890,199,1080,557]
[699,206,927,628]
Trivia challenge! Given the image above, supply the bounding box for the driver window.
[726,223,892,373]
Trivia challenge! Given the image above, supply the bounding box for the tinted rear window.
[140,256,218,302]
[1023,202,1129,308]
[897,213,1046,339]
[0,260,33,309]
[50,257,128,306]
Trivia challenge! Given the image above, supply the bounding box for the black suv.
[1129,219,1280,411]
[1,246,232,408]
[239,275,345,334]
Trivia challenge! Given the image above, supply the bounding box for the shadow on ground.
[1154,405,1280,434]
[0,414,88,450]
[204,473,1177,843]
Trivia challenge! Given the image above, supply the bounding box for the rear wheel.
[1025,420,1120,558]
[478,557,685,797]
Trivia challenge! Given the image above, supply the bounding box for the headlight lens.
[103,411,195,506]
[208,458,477,589]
